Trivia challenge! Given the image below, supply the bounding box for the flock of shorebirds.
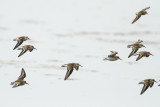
[10,6,159,95]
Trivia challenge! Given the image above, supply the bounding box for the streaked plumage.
[132,7,150,24]
[135,51,153,61]
[128,40,145,58]
[11,68,29,88]
[13,36,30,50]
[61,63,82,80]
[103,51,121,61]
[139,79,157,95]
[17,45,36,57]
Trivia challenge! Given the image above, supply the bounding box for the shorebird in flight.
[132,7,150,24]
[135,51,153,61]
[11,68,29,88]
[139,79,157,95]
[127,40,145,58]
[17,45,36,57]
[61,63,82,80]
[13,36,30,50]
[103,51,122,61]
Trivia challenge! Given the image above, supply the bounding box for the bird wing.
[132,14,141,24]
[128,47,138,58]
[109,51,118,57]
[142,7,150,11]
[13,39,23,50]
[12,81,21,88]
[18,47,28,57]
[64,65,74,80]
[18,68,26,80]
[136,54,143,61]
[140,82,149,95]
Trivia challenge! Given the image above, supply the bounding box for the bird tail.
[10,82,14,85]
[138,82,144,84]
[17,47,22,50]
[61,64,67,67]
[13,38,17,41]
[127,45,132,48]
[103,58,108,61]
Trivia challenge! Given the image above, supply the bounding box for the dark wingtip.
[128,54,132,58]
[13,47,16,50]
[131,21,134,24]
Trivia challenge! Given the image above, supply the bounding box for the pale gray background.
[0,0,160,107]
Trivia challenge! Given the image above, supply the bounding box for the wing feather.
[140,82,149,95]
[128,47,138,58]
[13,39,23,50]
[64,65,73,80]
[136,54,143,61]
[18,48,27,57]
[142,7,150,11]
[132,14,141,24]
[18,68,26,80]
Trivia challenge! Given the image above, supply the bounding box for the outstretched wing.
[108,51,118,57]
[18,68,26,80]
[13,39,23,50]
[64,65,73,80]
[128,47,138,58]
[136,54,143,61]
[18,48,27,57]
[142,7,150,11]
[132,14,141,24]
[140,82,149,95]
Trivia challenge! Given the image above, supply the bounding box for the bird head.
[75,63,83,67]
[149,53,153,56]
[139,44,145,48]
[24,36,31,40]
[33,46,37,50]
[23,81,29,85]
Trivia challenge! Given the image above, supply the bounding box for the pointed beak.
[34,48,37,50]
[143,46,146,48]
[154,81,157,83]
[79,65,83,67]
[26,83,29,85]
[61,65,66,67]
[150,54,153,56]
[119,58,122,60]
